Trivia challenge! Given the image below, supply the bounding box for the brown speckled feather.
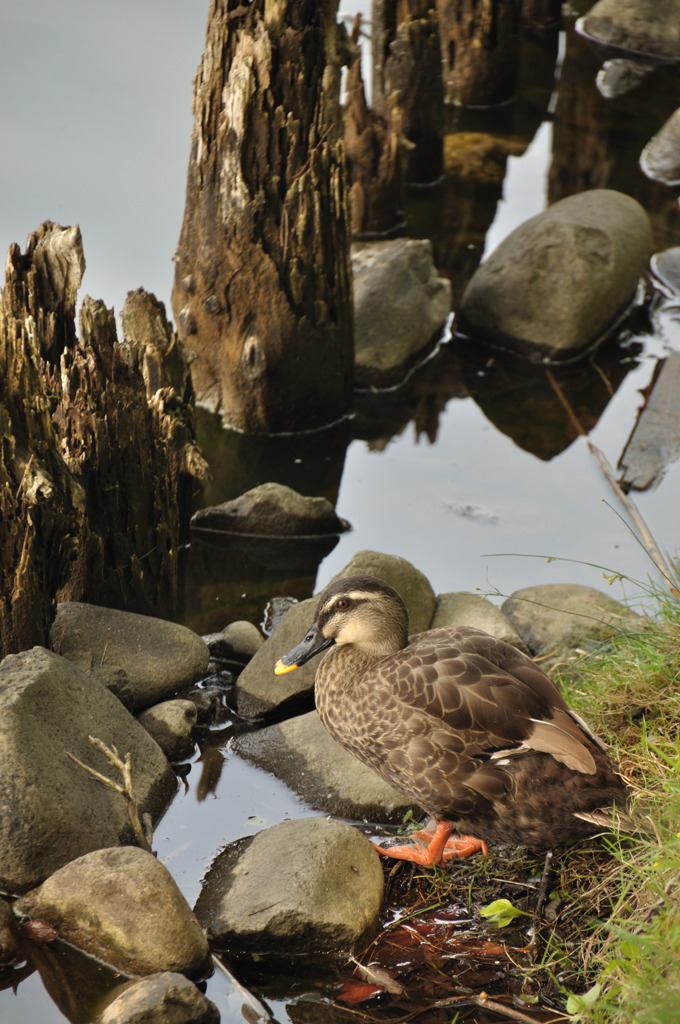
[285,576,629,849]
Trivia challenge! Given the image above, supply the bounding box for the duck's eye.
[336,598,349,610]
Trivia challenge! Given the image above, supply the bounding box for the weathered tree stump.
[371,0,444,183]
[0,222,208,657]
[171,0,354,433]
[343,15,404,236]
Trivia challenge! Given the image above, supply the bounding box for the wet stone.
[51,603,210,712]
[578,0,680,61]
[0,647,176,894]
[15,847,212,980]
[137,700,198,762]
[233,709,417,821]
[640,108,680,186]
[191,481,349,537]
[194,818,384,959]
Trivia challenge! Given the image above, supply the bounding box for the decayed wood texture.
[0,222,208,657]
[371,0,444,183]
[172,0,354,433]
[436,0,522,106]
[343,16,404,235]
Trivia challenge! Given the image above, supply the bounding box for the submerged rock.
[578,0,680,62]
[15,847,212,980]
[191,482,349,537]
[97,972,219,1024]
[51,603,210,711]
[352,238,451,387]
[0,648,175,894]
[194,818,384,959]
[458,189,651,361]
[233,710,417,821]
[502,583,639,660]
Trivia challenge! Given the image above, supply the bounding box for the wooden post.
[437,0,523,107]
[172,0,354,433]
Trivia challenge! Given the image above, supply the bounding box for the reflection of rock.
[458,190,651,362]
[641,108,680,186]
[577,0,680,62]
[352,239,451,387]
[99,974,219,1024]
[455,331,641,460]
[443,132,526,183]
[619,351,680,490]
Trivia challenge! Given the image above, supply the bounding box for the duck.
[274,574,630,866]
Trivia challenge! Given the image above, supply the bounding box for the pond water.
[2,1,680,1022]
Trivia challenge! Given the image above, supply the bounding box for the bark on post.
[172,0,354,433]
[371,0,444,184]
[0,222,208,657]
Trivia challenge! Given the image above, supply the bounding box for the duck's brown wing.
[374,626,604,777]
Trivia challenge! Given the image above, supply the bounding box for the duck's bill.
[274,624,335,674]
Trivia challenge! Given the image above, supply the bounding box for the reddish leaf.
[337,979,385,1004]
[22,919,57,943]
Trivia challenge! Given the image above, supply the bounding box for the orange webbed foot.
[373,820,488,867]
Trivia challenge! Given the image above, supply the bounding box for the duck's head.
[274,575,409,674]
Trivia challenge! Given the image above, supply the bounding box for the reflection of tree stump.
[172,0,354,433]
[372,0,443,183]
[437,0,522,107]
[343,16,403,235]
[0,222,208,657]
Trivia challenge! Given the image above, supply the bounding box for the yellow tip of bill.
[274,658,298,675]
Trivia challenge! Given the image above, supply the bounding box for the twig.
[67,736,153,853]
[529,849,554,949]
[435,989,568,1023]
[545,369,678,594]
[211,955,273,1022]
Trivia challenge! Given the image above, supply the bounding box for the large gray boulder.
[233,710,417,821]
[578,0,680,61]
[459,190,651,361]
[502,583,638,660]
[194,818,384,959]
[0,648,176,894]
[431,592,529,653]
[15,847,212,980]
[51,603,210,711]
[353,238,451,387]
[191,481,349,537]
[233,550,436,718]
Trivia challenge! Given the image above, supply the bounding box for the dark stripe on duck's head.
[313,575,409,652]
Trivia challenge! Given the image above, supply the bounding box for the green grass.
[555,594,680,1023]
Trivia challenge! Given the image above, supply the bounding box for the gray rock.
[641,108,680,186]
[578,0,680,61]
[51,603,210,711]
[329,550,437,634]
[0,648,175,894]
[15,847,212,980]
[459,189,651,361]
[233,710,417,821]
[97,973,219,1024]
[431,592,530,653]
[194,818,384,958]
[234,551,436,718]
[235,597,317,719]
[191,482,348,537]
[502,583,638,661]
[651,246,680,296]
[352,238,451,387]
[619,351,680,490]
[137,700,197,762]
[221,619,265,658]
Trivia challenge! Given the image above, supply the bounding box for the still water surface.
[2,1,680,1021]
